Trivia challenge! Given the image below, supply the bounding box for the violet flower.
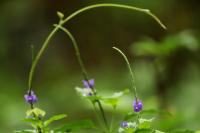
[120,121,128,128]
[82,79,94,88]
[24,91,38,104]
[133,100,143,112]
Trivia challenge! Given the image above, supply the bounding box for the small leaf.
[57,11,64,19]
[101,89,129,108]
[55,119,94,132]
[26,108,46,117]
[155,130,165,133]
[135,128,153,133]
[138,118,154,129]
[23,118,43,128]
[14,130,35,133]
[124,128,135,133]
[141,109,172,116]
[44,114,67,126]
[123,112,138,121]
[170,130,195,133]
[23,118,41,124]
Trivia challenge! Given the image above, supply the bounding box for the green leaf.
[101,89,129,108]
[124,112,138,121]
[138,118,154,129]
[155,130,165,133]
[26,108,46,117]
[135,128,153,133]
[14,130,35,133]
[141,109,172,116]
[170,130,195,133]
[44,114,67,126]
[23,118,43,128]
[55,119,94,132]
[57,11,64,19]
[23,118,41,124]
[125,128,135,133]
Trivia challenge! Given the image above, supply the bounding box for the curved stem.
[55,25,109,131]
[54,24,89,80]
[112,47,138,101]
[28,22,61,90]
[109,107,116,133]
[92,103,106,132]
[28,3,166,91]
[61,3,166,29]
[96,100,109,130]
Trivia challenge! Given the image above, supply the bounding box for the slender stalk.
[96,100,109,130]
[61,3,166,29]
[53,24,89,80]
[55,25,109,131]
[109,107,116,133]
[28,3,166,91]
[93,103,107,132]
[113,47,143,129]
[112,47,138,101]
[28,22,61,90]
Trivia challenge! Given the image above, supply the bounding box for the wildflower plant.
[17,2,200,133]
[113,47,163,133]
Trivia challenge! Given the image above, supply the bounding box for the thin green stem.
[61,3,166,29]
[55,25,109,131]
[28,3,166,91]
[28,22,61,90]
[54,24,89,80]
[109,107,116,133]
[96,100,109,131]
[112,47,138,101]
[93,103,106,132]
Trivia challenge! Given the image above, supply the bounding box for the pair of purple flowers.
[121,91,142,129]
[82,79,143,129]
[83,79,143,112]
[120,100,143,128]
[83,79,143,110]
[24,80,143,111]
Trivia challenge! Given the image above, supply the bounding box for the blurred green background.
[0,0,200,132]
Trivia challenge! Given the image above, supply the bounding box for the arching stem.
[112,47,138,101]
[55,25,109,130]
[28,3,166,91]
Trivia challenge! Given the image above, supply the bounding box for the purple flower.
[24,91,38,104]
[133,100,143,112]
[82,79,94,88]
[120,121,128,128]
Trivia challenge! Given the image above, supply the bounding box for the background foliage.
[0,0,199,132]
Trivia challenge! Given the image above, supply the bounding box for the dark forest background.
[0,0,200,132]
